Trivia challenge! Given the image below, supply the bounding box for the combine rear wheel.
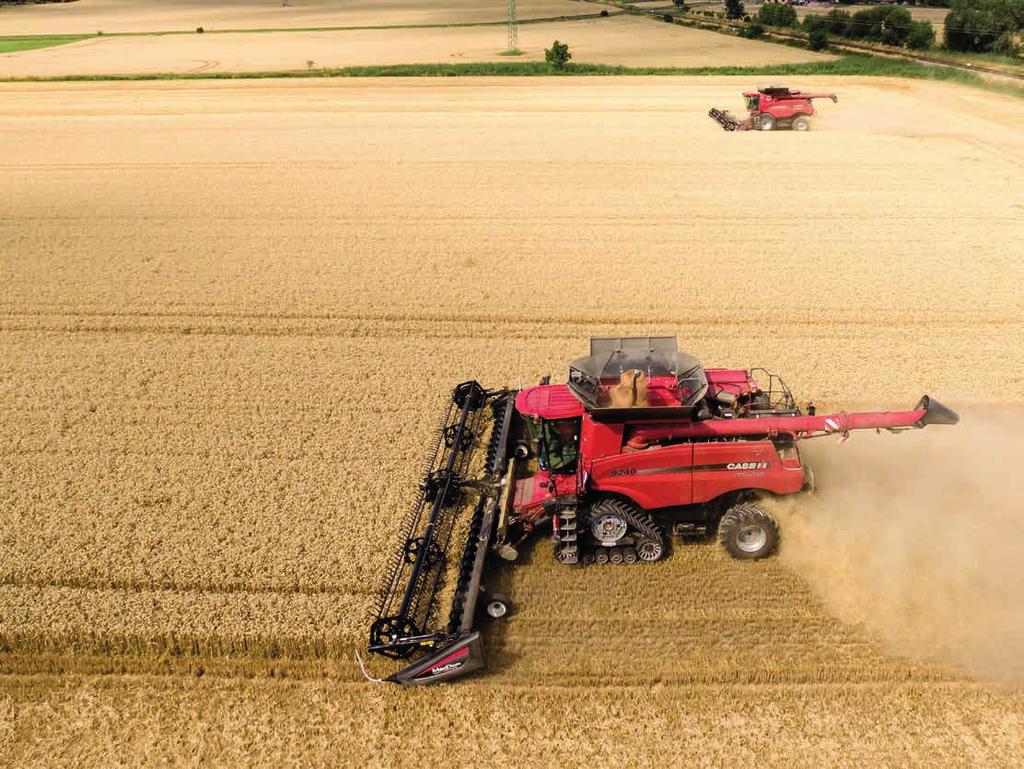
[792,115,811,131]
[718,503,779,560]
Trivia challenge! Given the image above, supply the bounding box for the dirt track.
[2,77,1024,766]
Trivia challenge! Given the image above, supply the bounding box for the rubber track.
[583,498,665,564]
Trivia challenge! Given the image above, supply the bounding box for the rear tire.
[759,114,776,131]
[718,504,779,560]
[792,115,811,131]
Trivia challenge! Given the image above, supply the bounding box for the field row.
[3,676,1023,769]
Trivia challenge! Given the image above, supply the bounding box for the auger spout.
[624,396,958,451]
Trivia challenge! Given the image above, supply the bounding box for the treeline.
[751,0,1022,55]
[801,6,937,50]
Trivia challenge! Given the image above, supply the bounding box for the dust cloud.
[770,408,1024,685]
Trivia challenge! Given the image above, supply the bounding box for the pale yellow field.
[0,0,598,35]
[2,77,1024,766]
[0,15,834,77]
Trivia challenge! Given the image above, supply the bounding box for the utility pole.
[507,0,519,53]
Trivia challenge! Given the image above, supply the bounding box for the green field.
[0,35,85,54]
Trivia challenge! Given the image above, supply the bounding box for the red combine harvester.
[709,86,838,131]
[368,337,957,684]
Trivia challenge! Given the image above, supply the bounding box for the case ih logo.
[726,461,770,470]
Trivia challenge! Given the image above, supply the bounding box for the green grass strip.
[0,35,87,54]
[0,56,1020,98]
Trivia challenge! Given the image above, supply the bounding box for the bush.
[544,39,572,69]
[724,0,745,21]
[944,8,992,51]
[672,0,687,9]
[992,30,1020,55]
[743,14,752,22]
[808,24,829,50]
[745,21,765,37]
[881,7,913,45]
[663,12,674,22]
[844,6,913,45]
[812,9,852,35]
[757,2,797,28]
[600,8,609,16]
[196,26,204,33]
[851,8,885,41]
[906,20,936,49]
[944,0,1021,52]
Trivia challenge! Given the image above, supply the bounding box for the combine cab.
[710,86,838,131]
[369,337,957,684]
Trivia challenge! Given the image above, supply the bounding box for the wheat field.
[0,15,834,78]
[0,0,596,35]
[2,77,1024,767]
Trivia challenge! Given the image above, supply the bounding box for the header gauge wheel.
[484,592,512,619]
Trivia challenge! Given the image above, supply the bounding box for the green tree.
[724,0,746,21]
[758,2,797,27]
[992,30,1020,54]
[881,7,912,45]
[845,6,914,45]
[944,0,1022,52]
[906,20,936,49]
[803,9,851,35]
[808,23,829,50]
[545,40,572,69]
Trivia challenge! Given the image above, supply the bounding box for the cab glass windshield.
[541,418,580,473]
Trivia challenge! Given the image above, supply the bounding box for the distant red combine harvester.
[710,86,839,131]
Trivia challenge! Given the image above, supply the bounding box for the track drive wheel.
[718,503,779,560]
[759,114,776,131]
[586,498,665,564]
[792,115,811,131]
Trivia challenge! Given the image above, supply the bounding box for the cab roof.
[515,384,585,420]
